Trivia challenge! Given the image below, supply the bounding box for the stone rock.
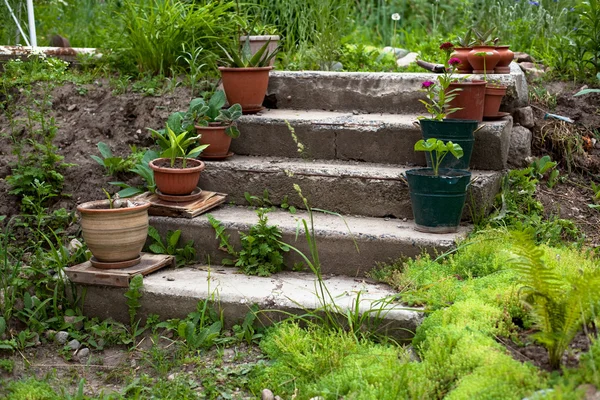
[508,125,532,168]
[382,46,410,59]
[67,339,81,350]
[579,384,600,400]
[67,239,83,255]
[261,388,275,400]
[77,347,90,359]
[513,106,535,129]
[519,62,545,78]
[514,52,534,63]
[55,331,69,345]
[64,315,83,331]
[275,396,283,400]
[396,52,418,68]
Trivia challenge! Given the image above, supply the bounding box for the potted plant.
[450,29,475,73]
[418,43,479,169]
[218,37,280,114]
[405,139,471,233]
[148,123,209,197]
[467,28,500,74]
[77,194,150,269]
[474,54,508,119]
[182,90,242,159]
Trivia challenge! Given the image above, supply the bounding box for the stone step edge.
[148,205,469,277]
[80,267,423,342]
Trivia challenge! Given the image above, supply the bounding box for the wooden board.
[65,253,175,287]
[133,190,227,218]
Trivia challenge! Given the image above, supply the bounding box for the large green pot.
[419,119,478,170]
[406,168,472,233]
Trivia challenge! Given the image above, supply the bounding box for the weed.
[90,142,144,176]
[208,208,289,276]
[147,227,196,267]
[244,190,296,213]
[124,274,146,346]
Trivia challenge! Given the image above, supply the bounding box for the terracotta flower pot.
[447,80,487,122]
[494,45,514,74]
[219,66,273,114]
[467,46,501,74]
[239,35,280,67]
[195,124,233,157]
[77,200,150,265]
[149,158,205,195]
[450,47,473,73]
[483,85,508,118]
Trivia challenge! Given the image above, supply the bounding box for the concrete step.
[148,205,469,277]
[234,109,512,170]
[267,63,527,114]
[80,267,423,342]
[199,156,502,219]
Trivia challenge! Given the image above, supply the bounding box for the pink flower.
[422,80,435,89]
[448,57,462,66]
[439,42,454,51]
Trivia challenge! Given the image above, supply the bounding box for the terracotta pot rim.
[495,45,511,49]
[218,66,274,72]
[472,45,496,49]
[149,158,205,173]
[195,123,231,130]
[77,199,150,214]
[454,47,472,50]
[449,80,487,86]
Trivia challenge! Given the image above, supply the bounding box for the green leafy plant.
[149,125,208,168]
[244,189,297,213]
[473,27,497,45]
[507,229,600,369]
[124,274,146,346]
[110,149,160,198]
[207,208,289,276]
[413,138,464,176]
[418,42,463,120]
[90,142,143,176]
[183,90,242,138]
[218,36,280,68]
[147,226,196,267]
[575,73,600,96]
[456,28,474,48]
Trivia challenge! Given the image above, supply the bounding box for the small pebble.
[67,339,81,350]
[55,331,69,345]
[167,277,175,282]
[261,389,274,400]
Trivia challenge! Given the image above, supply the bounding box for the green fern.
[508,230,600,368]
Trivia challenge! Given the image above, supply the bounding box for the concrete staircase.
[80,66,526,340]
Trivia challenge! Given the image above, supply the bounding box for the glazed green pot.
[406,168,472,233]
[419,119,478,170]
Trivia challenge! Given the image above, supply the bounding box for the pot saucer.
[201,152,234,161]
[156,187,203,203]
[483,111,510,121]
[242,106,265,114]
[90,255,141,270]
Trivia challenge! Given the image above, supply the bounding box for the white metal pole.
[3,0,31,46]
[26,0,36,48]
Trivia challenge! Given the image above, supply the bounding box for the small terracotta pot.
[219,66,273,114]
[447,80,487,122]
[450,47,473,73]
[494,45,514,74]
[149,158,205,196]
[483,85,508,117]
[195,124,233,157]
[467,46,501,74]
[77,200,150,264]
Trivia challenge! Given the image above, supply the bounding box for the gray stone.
[77,347,90,359]
[67,239,83,255]
[267,69,528,114]
[55,331,69,345]
[513,106,535,129]
[382,47,409,59]
[64,315,83,331]
[396,52,418,67]
[67,339,81,350]
[508,125,532,168]
[514,52,534,63]
[261,389,275,400]
[519,62,545,78]
[80,266,424,342]
[199,156,502,219]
